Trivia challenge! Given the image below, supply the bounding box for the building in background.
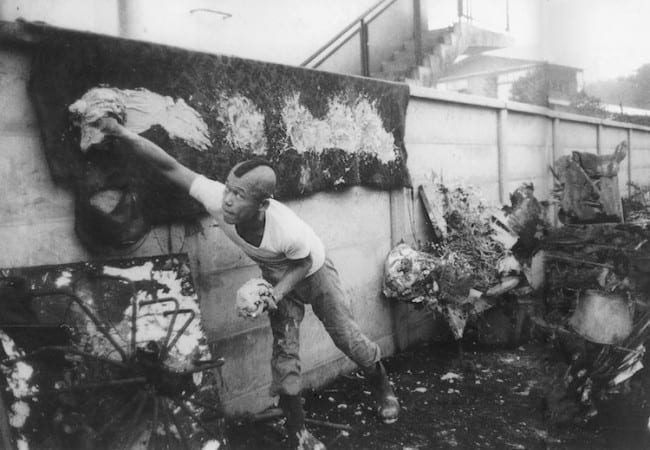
[435,54,583,105]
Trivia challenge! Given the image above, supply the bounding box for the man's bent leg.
[269,295,325,449]
[268,294,304,397]
[305,260,381,368]
[304,259,399,424]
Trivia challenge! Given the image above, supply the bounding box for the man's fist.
[91,116,126,137]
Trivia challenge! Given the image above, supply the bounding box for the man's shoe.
[294,428,326,450]
[279,394,326,449]
[367,361,400,424]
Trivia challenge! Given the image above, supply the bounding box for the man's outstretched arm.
[95,117,199,192]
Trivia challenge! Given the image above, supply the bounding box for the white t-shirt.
[189,175,326,281]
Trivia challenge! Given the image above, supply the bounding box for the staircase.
[373,22,514,87]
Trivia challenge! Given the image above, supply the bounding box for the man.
[93,117,399,449]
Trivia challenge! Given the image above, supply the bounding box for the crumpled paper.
[236,278,276,318]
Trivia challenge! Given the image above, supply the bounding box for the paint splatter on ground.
[227,341,650,449]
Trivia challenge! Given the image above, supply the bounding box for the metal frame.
[301,0,401,72]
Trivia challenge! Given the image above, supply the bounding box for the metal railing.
[301,0,408,76]
[458,0,510,32]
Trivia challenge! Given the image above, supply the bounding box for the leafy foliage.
[588,63,650,109]
[567,91,608,118]
[510,66,550,106]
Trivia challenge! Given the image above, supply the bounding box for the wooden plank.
[0,391,15,450]
[389,188,414,351]
[497,108,508,204]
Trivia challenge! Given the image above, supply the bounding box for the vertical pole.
[505,0,510,31]
[497,108,508,204]
[457,0,463,21]
[596,124,603,155]
[0,392,13,450]
[389,188,414,351]
[627,128,632,198]
[359,19,370,77]
[548,118,560,227]
[413,0,423,66]
[117,0,138,38]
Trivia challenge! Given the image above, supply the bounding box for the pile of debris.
[383,181,548,343]
[382,142,650,428]
[537,142,650,424]
[539,221,650,424]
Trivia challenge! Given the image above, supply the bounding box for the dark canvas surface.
[28,24,411,225]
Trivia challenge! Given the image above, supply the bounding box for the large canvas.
[27,24,411,228]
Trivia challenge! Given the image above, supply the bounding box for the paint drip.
[0,329,37,449]
[69,86,211,152]
[92,263,209,372]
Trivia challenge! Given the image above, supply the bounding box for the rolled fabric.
[236,278,274,318]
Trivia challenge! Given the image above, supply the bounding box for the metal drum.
[569,290,633,344]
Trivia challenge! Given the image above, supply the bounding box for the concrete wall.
[404,86,650,242]
[3,40,650,417]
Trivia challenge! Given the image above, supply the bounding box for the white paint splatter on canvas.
[215,93,268,155]
[69,87,211,152]
[281,92,397,162]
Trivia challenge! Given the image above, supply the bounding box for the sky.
[541,0,650,82]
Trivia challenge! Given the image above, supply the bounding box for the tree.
[634,63,650,108]
[587,63,650,109]
[510,66,549,106]
[568,90,608,118]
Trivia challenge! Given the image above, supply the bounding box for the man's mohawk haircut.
[232,158,275,177]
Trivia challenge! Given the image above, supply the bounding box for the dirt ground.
[226,339,650,450]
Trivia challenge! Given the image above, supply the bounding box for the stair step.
[380,59,413,76]
[402,31,453,54]
[371,71,405,82]
[413,65,434,87]
[403,77,423,87]
[423,54,442,73]
[372,23,511,87]
[389,48,417,66]
[402,39,436,54]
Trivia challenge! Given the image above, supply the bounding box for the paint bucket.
[569,290,633,344]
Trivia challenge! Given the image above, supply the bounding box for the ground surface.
[227,340,650,450]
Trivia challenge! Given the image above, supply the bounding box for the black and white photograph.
[1,1,650,448]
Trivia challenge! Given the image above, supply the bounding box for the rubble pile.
[384,182,548,341]
[623,182,650,223]
[540,218,650,424]
[382,143,650,429]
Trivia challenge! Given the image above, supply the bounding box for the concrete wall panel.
[0,48,38,132]
[557,121,597,155]
[406,99,498,145]
[288,188,392,251]
[406,143,500,186]
[601,127,629,153]
[633,131,650,151]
